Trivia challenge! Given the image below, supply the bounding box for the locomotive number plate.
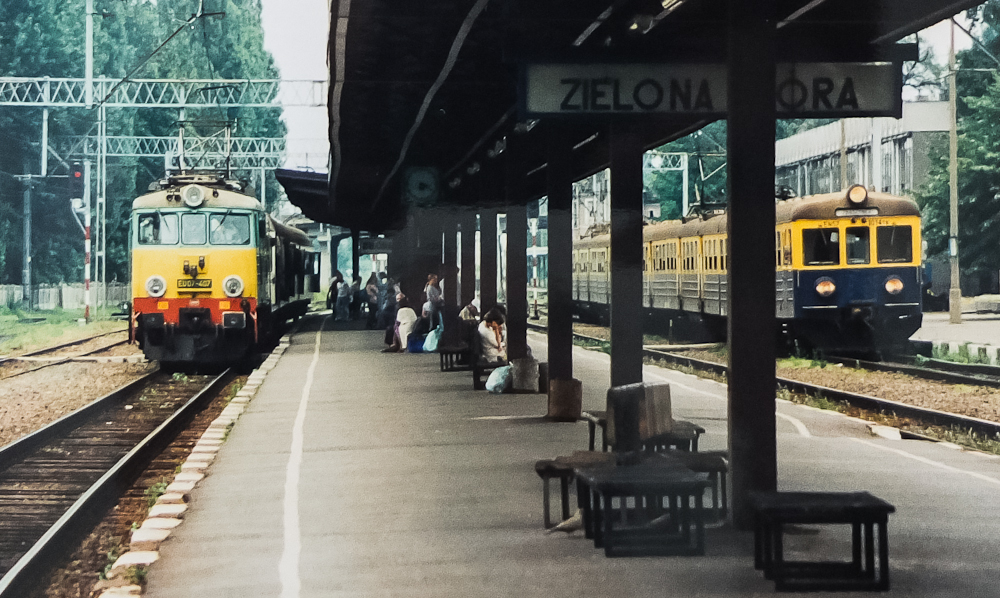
[177,279,212,289]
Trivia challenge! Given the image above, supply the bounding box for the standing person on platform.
[365,273,379,329]
[424,274,443,326]
[349,276,363,320]
[336,278,352,321]
[327,270,345,311]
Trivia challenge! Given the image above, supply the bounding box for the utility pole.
[84,160,93,322]
[85,0,94,108]
[22,175,32,311]
[949,19,962,324]
[840,120,848,189]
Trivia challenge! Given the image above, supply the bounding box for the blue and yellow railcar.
[130,174,317,365]
[573,186,923,354]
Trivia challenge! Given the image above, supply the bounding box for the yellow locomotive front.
[130,175,264,365]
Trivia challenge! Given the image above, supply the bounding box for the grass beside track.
[0,308,126,355]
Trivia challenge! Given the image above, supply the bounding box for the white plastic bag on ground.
[485,365,512,394]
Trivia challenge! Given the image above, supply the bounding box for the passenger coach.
[573,186,923,354]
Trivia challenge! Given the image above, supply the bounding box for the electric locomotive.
[573,185,923,354]
[130,173,317,365]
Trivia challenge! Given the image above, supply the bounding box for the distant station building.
[775,101,949,196]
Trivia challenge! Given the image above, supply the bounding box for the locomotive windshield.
[137,213,179,245]
[877,226,913,263]
[802,228,840,266]
[210,213,251,245]
[181,213,208,245]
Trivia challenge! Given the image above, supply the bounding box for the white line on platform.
[279,318,326,598]
[850,438,1000,487]
[777,412,812,437]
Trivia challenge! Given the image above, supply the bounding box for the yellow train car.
[130,174,317,365]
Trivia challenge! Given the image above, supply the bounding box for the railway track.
[0,329,125,366]
[526,322,1000,439]
[0,368,232,596]
[0,333,133,380]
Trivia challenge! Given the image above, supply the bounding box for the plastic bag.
[423,326,442,352]
[485,365,512,394]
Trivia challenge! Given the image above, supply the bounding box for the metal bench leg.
[852,521,862,573]
[560,475,571,522]
[865,521,876,579]
[878,519,890,590]
[541,475,552,529]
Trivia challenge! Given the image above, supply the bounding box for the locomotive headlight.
[884,276,904,295]
[847,184,868,205]
[814,277,836,297]
[181,184,206,208]
[145,275,167,298]
[222,275,245,298]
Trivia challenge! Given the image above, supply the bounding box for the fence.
[0,283,130,311]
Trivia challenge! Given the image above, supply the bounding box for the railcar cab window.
[877,226,913,263]
[846,227,870,264]
[210,213,251,245]
[802,228,840,266]
[137,212,179,245]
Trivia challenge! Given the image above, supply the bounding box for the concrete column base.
[547,378,582,421]
[511,357,539,392]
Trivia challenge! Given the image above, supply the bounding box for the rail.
[526,321,1000,439]
[0,368,232,596]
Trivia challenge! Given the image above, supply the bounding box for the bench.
[750,491,895,592]
[533,451,614,528]
[470,327,506,390]
[438,321,476,372]
[580,411,706,453]
[576,458,710,557]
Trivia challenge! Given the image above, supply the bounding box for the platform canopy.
[278,0,980,231]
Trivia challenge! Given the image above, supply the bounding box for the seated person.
[410,301,434,338]
[458,302,479,321]
[477,307,507,363]
[383,296,417,352]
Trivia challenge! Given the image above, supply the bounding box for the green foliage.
[0,0,285,284]
[123,565,148,585]
[99,538,123,580]
[145,479,168,508]
[913,1,1000,288]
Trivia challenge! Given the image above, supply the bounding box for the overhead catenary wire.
[96,0,225,109]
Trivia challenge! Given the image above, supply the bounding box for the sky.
[255,5,977,173]
[260,0,330,173]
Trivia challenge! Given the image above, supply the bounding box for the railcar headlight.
[847,184,868,205]
[223,275,245,298]
[181,184,206,208]
[884,276,904,295]
[145,275,167,298]
[814,277,836,297]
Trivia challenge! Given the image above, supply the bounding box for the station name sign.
[522,62,900,118]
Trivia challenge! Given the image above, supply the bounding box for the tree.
[0,0,285,286]
[914,1,1000,292]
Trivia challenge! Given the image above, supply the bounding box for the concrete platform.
[145,314,1000,597]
